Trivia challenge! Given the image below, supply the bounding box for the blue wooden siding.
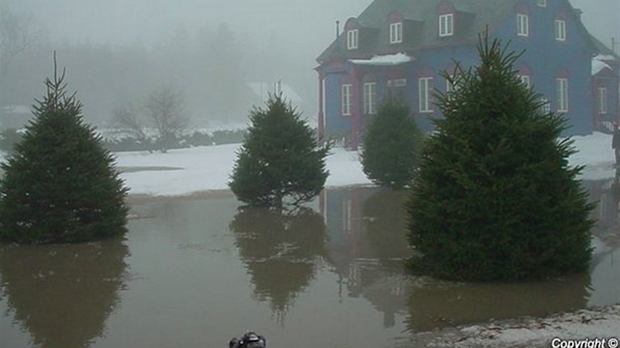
[320,0,609,142]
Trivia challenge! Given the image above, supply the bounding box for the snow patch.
[419,305,620,348]
[592,59,612,75]
[350,53,413,66]
[2,132,616,197]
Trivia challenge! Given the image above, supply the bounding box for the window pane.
[555,20,566,41]
[363,83,377,114]
[556,78,568,112]
[419,78,433,112]
[517,14,529,36]
[342,84,352,115]
[598,87,607,114]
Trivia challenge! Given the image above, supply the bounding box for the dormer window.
[390,22,403,44]
[347,29,359,50]
[537,0,546,7]
[439,14,454,37]
[517,13,529,37]
[555,20,566,41]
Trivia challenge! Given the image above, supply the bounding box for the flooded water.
[1,178,619,348]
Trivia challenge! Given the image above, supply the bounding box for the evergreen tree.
[0,63,128,243]
[229,93,331,208]
[407,35,594,281]
[362,99,423,189]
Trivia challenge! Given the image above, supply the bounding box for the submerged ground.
[0,132,618,347]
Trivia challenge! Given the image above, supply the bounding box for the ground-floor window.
[518,75,531,89]
[363,82,377,115]
[342,84,352,116]
[419,77,433,113]
[556,78,569,112]
[598,87,608,114]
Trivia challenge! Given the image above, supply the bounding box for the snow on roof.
[594,54,616,61]
[592,59,612,75]
[350,53,413,66]
[247,82,301,103]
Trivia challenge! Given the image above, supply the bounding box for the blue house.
[316,0,619,149]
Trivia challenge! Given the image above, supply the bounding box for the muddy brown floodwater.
[1,178,618,348]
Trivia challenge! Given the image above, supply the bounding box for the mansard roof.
[317,0,521,62]
[316,0,595,63]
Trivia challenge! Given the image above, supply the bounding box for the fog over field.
[1,0,618,127]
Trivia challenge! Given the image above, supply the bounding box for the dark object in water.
[229,332,267,348]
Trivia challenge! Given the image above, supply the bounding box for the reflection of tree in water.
[229,207,328,322]
[0,236,128,348]
[356,189,411,327]
[363,189,411,268]
[405,272,591,333]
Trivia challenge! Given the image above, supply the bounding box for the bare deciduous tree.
[112,102,149,142]
[144,85,189,152]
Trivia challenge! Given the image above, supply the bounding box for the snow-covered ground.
[111,132,617,197]
[113,143,373,196]
[403,305,620,348]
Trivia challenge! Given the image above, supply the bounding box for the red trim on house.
[437,0,455,15]
[351,66,363,150]
[516,3,530,15]
[317,67,325,140]
[519,64,532,75]
[387,11,404,24]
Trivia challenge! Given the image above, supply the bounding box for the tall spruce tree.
[0,62,128,243]
[229,93,331,208]
[407,35,594,281]
[362,99,423,189]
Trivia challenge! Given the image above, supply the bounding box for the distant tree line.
[1,8,314,128]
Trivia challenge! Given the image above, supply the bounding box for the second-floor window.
[555,20,566,41]
[517,14,529,37]
[598,87,608,114]
[419,77,433,112]
[363,82,377,115]
[347,29,358,50]
[389,22,403,44]
[439,14,454,37]
[537,0,546,7]
[342,84,352,115]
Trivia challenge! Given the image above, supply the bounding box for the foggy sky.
[2,0,619,126]
[7,0,618,58]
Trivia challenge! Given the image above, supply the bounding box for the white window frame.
[556,78,569,112]
[439,14,454,37]
[541,98,551,114]
[389,22,403,44]
[342,84,352,116]
[419,77,433,113]
[598,87,608,114]
[517,14,529,37]
[445,75,462,93]
[347,29,359,50]
[363,82,377,115]
[518,75,531,89]
[537,0,546,7]
[555,20,566,41]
